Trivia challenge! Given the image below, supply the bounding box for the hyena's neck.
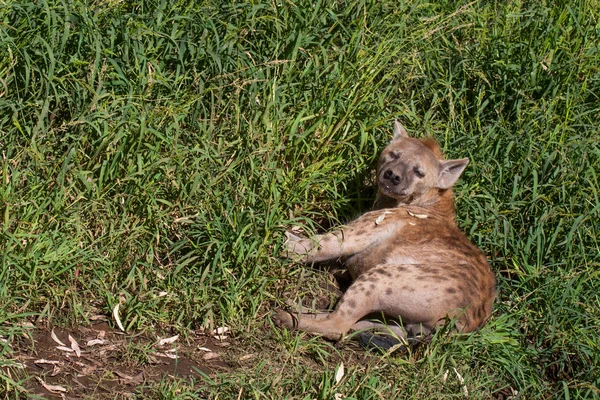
[373,188,457,224]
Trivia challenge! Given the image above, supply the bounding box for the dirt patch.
[10,322,231,398]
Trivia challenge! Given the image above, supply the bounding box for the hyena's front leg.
[285,230,345,262]
[285,227,374,263]
[286,210,397,263]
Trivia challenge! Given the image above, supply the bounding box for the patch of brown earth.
[11,322,230,399]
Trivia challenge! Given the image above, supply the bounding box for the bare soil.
[7,271,408,398]
[11,322,231,399]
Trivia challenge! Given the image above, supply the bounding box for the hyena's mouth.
[379,182,409,198]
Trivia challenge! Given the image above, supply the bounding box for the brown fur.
[274,121,496,341]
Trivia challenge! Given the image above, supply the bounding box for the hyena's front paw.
[272,309,297,330]
[284,231,313,260]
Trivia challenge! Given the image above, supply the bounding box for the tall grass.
[1,0,599,397]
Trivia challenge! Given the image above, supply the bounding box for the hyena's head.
[377,121,469,206]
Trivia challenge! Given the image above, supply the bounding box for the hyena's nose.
[383,170,402,186]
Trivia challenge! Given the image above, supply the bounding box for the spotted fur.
[274,121,496,341]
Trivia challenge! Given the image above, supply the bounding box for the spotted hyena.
[274,121,496,341]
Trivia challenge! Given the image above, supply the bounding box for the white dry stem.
[453,367,468,397]
[113,304,125,332]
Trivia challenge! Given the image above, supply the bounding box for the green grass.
[1,0,599,398]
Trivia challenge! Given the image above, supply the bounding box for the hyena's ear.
[392,120,409,141]
[436,158,469,189]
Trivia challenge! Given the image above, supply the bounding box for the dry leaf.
[407,210,428,219]
[79,364,97,376]
[157,335,179,346]
[198,347,212,352]
[334,362,344,384]
[153,351,178,360]
[98,343,119,351]
[114,370,144,385]
[56,346,74,353]
[90,315,108,321]
[386,342,408,355]
[239,353,255,361]
[203,352,220,361]
[50,329,67,347]
[86,339,105,346]
[375,211,393,226]
[36,377,67,394]
[34,359,61,366]
[129,373,144,385]
[50,365,61,377]
[12,355,33,361]
[212,327,229,335]
[122,372,144,385]
[114,371,133,380]
[212,327,229,340]
[68,335,81,357]
[113,304,125,332]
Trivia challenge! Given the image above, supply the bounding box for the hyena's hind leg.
[273,280,381,340]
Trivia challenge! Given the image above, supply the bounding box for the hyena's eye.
[413,167,425,178]
[389,151,400,160]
